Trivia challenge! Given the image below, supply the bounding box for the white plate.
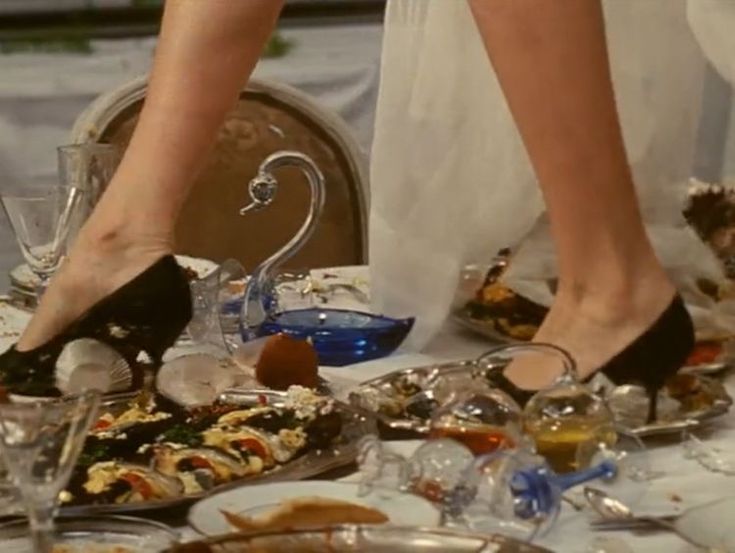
[9,255,218,292]
[188,480,440,536]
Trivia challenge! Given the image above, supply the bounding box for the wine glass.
[444,429,651,542]
[427,377,523,456]
[57,143,119,245]
[479,344,617,474]
[357,435,480,511]
[0,391,100,553]
[188,258,247,354]
[273,270,315,311]
[0,183,84,295]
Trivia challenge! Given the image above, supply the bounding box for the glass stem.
[552,459,618,491]
[34,273,51,301]
[28,500,56,553]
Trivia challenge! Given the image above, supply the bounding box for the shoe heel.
[646,385,659,424]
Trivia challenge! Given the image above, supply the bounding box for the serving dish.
[169,525,553,552]
[599,374,733,437]
[453,262,735,375]
[349,361,732,439]
[62,388,375,515]
[0,515,178,553]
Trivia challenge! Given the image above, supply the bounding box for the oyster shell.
[83,462,184,503]
[156,354,251,407]
[55,338,133,395]
[154,445,256,493]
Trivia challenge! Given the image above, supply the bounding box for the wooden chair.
[69,76,368,271]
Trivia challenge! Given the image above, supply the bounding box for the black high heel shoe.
[487,294,695,422]
[0,255,193,397]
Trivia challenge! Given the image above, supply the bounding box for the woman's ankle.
[554,263,675,323]
[72,221,173,259]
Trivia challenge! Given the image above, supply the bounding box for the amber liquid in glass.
[527,420,616,474]
[429,424,515,455]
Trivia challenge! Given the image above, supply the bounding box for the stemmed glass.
[0,391,100,552]
[57,143,119,243]
[0,183,84,295]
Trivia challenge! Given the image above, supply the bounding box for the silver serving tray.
[349,360,483,435]
[350,363,733,439]
[605,376,733,438]
[171,524,553,552]
[453,311,734,376]
[452,310,519,344]
[63,389,375,516]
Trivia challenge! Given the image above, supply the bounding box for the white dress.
[368,0,732,350]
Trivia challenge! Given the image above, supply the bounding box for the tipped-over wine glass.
[0,391,100,552]
[444,428,650,542]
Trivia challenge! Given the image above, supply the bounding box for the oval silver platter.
[350,361,733,439]
[62,389,375,516]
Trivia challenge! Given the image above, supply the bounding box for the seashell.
[55,338,133,395]
[84,461,184,501]
[154,445,249,484]
[156,353,251,407]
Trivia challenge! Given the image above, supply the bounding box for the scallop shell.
[86,461,185,500]
[154,445,248,482]
[156,354,251,407]
[55,338,133,395]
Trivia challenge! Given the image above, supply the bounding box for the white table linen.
[0,265,733,552]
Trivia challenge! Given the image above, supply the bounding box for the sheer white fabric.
[368,0,730,350]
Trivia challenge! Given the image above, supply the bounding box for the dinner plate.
[188,480,441,536]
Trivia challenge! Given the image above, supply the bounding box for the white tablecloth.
[1,265,734,552]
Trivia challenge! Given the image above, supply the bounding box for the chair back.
[70,76,369,270]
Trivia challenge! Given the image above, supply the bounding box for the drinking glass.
[0,184,85,293]
[272,270,315,311]
[0,391,100,553]
[57,143,119,244]
[188,259,247,354]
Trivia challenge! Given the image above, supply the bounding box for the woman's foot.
[502,272,678,390]
[16,229,172,352]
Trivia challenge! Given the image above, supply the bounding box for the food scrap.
[255,334,319,390]
[222,496,389,532]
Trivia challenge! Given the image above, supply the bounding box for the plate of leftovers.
[454,260,734,375]
[187,480,440,537]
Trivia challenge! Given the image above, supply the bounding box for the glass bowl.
[0,515,178,553]
[256,308,414,366]
[169,525,552,552]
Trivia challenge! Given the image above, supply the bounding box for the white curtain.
[369,0,724,350]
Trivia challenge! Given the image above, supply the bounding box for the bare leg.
[18,0,283,350]
[468,0,676,385]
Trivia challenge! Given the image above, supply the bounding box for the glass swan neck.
[239,151,326,338]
